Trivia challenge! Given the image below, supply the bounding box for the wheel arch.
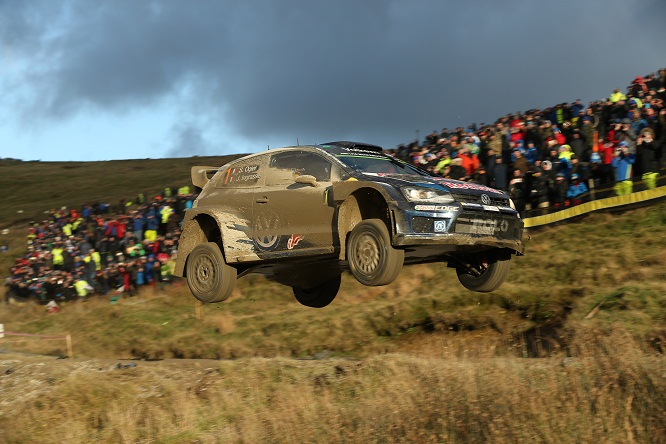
[336,186,394,261]
[174,211,223,277]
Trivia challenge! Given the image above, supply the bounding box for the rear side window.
[266,151,332,185]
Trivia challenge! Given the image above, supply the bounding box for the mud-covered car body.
[175,141,524,307]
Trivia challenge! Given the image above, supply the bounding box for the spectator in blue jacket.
[566,173,588,206]
[612,142,636,195]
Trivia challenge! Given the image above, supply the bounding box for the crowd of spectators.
[4,187,196,306]
[391,68,666,216]
[5,69,666,306]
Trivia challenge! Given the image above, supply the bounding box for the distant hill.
[0,155,245,228]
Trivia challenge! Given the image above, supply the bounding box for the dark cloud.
[2,0,665,157]
[164,121,212,159]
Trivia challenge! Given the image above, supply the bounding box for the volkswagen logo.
[480,194,491,205]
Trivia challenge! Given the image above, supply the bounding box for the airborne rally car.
[174,141,524,307]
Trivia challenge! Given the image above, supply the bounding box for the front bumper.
[392,203,525,254]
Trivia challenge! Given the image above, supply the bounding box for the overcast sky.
[1,0,664,162]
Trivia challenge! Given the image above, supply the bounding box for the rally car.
[174,141,524,307]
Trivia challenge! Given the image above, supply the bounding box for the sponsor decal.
[434,220,447,232]
[254,234,279,251]
[432,178,499,193]
[455,218,498,235]
[362,172,390,177]
[287,234,304,250]
[253,212,280,251]
[482,205,500,212]
[224,164,260,185]
[414,205,458,212]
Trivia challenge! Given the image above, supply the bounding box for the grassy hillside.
[0,155,244,228]
[1,157,665,443]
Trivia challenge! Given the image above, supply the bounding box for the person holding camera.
[612,142,636,196]
[614,118,637,153]
[636,128,660,190]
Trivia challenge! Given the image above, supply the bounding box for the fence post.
[66,334,73,358]
[195,300,203,321]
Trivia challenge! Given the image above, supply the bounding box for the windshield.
[336,154,429,176]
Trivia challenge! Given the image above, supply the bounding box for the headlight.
[508,198,521,219]
[402,186,454,203]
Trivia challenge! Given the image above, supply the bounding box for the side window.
[215,158,263,188]
[266,151,332,186]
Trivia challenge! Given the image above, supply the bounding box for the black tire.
[456,252,511,292]
[293,274,341,308]
[186,242,237,303]
[347,219,404,286]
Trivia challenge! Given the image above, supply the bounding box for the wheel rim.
[354,232,381,275]
[192,252,217,294]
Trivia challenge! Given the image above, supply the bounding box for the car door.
[253,150,336,258]
[210,155,267,262]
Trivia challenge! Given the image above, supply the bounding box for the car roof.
[217,141,387,171]
[319,141,384,153]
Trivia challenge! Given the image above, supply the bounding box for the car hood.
[356,172,508,198]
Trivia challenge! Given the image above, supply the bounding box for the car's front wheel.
[347,219,404,286]
[456,252,511,292]
[186,242,237,303]
[293,274,341,308]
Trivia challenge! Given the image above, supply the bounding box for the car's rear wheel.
[293,274,341,308]
[186,242,236,303]
[456,252,511,292]
[347,219,404,286]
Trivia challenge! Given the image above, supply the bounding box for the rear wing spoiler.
[191,166,219,189]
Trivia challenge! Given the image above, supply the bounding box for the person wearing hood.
[435,151,452,176]
[557,145,574,178]
[610,88,627,103]
[566,174,588,206]
[636,128,660,189]
[612,142,636,196]
[569,130,589,161]
[630,76,648,97]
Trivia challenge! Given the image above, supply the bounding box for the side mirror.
[294,174,319,187]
